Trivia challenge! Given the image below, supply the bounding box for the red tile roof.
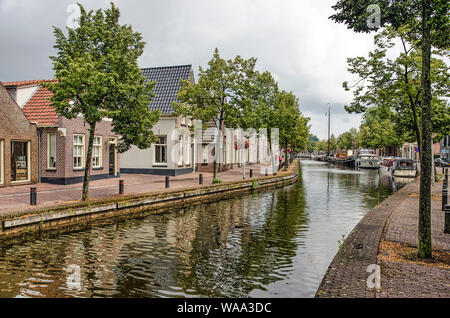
[1,79,56,88]
[22,84,59,126]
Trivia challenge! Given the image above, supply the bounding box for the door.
[109,144,116,176]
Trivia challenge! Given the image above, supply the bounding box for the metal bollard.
[199,174,203,185]
[265,168,268,177]
[445,205,450,234]
[250,169,253,178]
[165,176,170,188]
[445,169,448,187]
[30,187,37,205]
[119,180,124,195]
[443,188,448,211]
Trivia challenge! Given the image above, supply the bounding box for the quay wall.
[0,162,299,245]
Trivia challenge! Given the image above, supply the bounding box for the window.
[47,133,56,169]
[154,136,167,164]
[92,136,102,168]
[0,140,4,185]
[181,116,186,126]
[11,141,30,182]
[73,134,85,169]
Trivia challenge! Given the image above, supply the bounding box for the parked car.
[434,158,450,167]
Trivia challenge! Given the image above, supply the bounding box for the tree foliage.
[45,3,160,200]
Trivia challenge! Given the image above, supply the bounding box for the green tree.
[45,3,160,201]
[330,0,449,258]
[274,90,310,169]
[307,135,320,153]
[237,70,280,174]
[174,49,256,180]
[358,107,405,150]
[343,27,450,150]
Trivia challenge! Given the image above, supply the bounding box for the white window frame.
[181,116,186,126]
[47,133,57,170]
[0,140,4,185]
[73,134,85,169]
[154,136,167,165]
[92,136,102,168]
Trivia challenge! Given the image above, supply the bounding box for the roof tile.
[22,85,58,126]
[141,65,192,115]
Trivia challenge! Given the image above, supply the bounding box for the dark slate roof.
[141,65,192,115]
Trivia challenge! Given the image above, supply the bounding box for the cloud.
[0,0,376,139]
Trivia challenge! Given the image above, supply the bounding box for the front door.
[109,145,116,176]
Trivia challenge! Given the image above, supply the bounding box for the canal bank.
[0,162,299,245]
[316,177,450,298]
[0,160,400,297]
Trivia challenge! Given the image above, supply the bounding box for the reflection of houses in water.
[60,229,125,297]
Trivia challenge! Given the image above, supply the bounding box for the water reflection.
[0,160,409,298]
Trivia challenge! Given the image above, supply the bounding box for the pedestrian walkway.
[316,177,450,298]
[0,164,274,215]
[378,178,450,298]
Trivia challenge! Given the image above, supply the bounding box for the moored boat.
[391,158,417,178]
[356,154,380,169]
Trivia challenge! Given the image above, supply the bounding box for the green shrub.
[212,179,223,184]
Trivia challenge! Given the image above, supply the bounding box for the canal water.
[0,161,410,298]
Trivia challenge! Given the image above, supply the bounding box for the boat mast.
[327,104,331,157]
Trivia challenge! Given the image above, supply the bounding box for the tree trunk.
[82,122,96,201]
[417,0,432,259]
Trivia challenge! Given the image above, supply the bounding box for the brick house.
[2,80,120,185]
[0,82,39,187]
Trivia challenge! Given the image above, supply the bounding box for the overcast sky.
[0,0,378,139]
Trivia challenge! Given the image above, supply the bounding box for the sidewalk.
[0,164,272,215]
[378,178,450,298]
[316,177,450,298]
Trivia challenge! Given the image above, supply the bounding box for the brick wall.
[0,84,38,187]
[39,116,120,184]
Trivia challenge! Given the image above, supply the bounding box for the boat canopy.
[394,158,415,170]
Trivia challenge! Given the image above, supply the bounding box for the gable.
[0,82,36,134]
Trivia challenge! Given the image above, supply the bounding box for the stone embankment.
[0,162,299,245]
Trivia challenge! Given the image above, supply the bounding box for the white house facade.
[120,65,195,176]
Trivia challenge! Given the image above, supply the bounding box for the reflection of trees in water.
[173,169,308,297]
[327,167,393,209]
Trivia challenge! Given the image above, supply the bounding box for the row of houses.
[374,141,445,162]
[1,65,274,187]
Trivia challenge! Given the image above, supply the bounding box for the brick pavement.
[378,178,450,298]
[316,177,450,298]
[0,164,272,215]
